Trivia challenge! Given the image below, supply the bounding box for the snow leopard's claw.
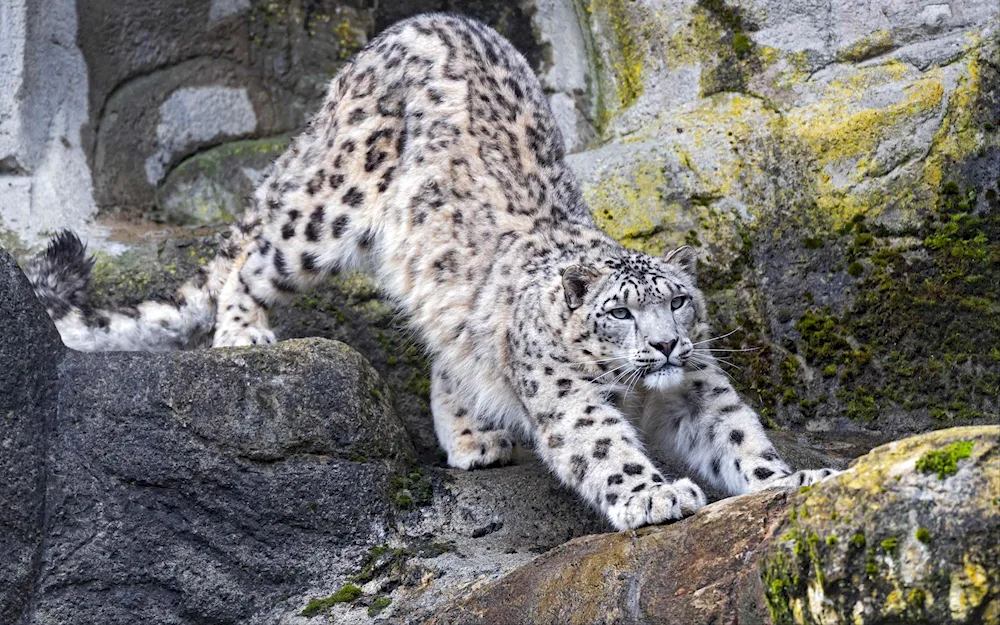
[767,468,842,490]
[607,478,707,530]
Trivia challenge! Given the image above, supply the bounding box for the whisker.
[691,326,742,346]
[697,347,762,353]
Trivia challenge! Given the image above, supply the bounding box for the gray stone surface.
[422,426,1000,625]
[0,0,100,249]
[0,248,63,624]
[28,339,412,625]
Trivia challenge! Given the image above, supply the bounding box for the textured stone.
[25,339,413,625]
[0,248,63,624]
[762,426,1000,625]
[422,427,999,625]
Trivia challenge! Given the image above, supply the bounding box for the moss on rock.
[761,426,1000,625]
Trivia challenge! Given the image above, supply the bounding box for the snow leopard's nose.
[650,339,677,357]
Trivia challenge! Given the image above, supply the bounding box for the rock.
[0,248,63,624]
[762,425,1000,625]
[422,426,999,625]
[569,0,1000,437]
[157,136,291,224]
[424,488,790,625]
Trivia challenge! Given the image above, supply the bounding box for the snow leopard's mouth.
[642,365,685,390]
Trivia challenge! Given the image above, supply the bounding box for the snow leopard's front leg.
[524,370,706,530]
[431,362,514,469]
[649,370,840,495]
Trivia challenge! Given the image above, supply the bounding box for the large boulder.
[0,248,63,624]
[763,425,1000,625]
[25,338,413,625]
[422,426,999,625]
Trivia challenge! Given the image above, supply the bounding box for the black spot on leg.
[281,222,296,240]
[460,429,472,436]
[574,418,595,428]
[603,417,621,425]
[623,463,644,476]
[761,450,780,462]
[342,187,365,208]
[729,429,744,445]
[651,473,664,483]
[332,214,350,238]
[606,493,619,505]
[593,438,611,459]
[797,473,805,485]
[719,404,742,414]
[754,467,775,481]
[329,173,345,189]
[570,455,588,482]
[306,206,324,242]
[607,474,624,486]
[711,458,721,476]
[273,249,289,277]
[631,483,646,493]
[300,252,319,273]
[547,435,565,448]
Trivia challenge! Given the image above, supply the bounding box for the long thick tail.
[24,230,228,351]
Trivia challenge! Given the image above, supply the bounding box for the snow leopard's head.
[562,246,709,391]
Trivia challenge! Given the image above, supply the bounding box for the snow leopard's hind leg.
[213,62,405,347]
[431,362,514,469]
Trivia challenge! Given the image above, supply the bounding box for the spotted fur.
[24,230,226,351]
[31,14,838,529]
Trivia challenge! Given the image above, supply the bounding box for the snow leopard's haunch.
[28,13,839,529]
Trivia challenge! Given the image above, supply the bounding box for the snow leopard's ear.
[562,265,600,310]
[664,246,697,278]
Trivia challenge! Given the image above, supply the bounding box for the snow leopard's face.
[563,247,708,391]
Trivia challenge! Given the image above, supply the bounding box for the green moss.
[847,261,864,277]
[301,584,362,617]
[915,440,975,479]
[391,468,432,509]
[802,236,824,249]
[825,535,837,546]
[367,596,391,617]
[880,536,898,552]
[732,31,751,58]
[915,527,932,543]
[850,532,867,549]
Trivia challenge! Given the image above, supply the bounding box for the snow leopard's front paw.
[447,430,514,470]
[605,478,707,530]
[765,468,841,490]
[213,324,277,348]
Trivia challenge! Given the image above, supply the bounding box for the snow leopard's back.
[226,13,595,355]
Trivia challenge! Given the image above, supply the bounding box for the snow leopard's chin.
[643,366,685,392]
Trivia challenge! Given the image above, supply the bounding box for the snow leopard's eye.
[670,295,689,311]
[609,307,632,320]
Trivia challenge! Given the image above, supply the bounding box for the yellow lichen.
[923,48,987,190]
[949,556,992,621]
[835,29,894,63]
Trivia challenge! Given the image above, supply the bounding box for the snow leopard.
[26,13,837,530]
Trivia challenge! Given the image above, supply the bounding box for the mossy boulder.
[762,425,999,624]
[424,426,998,625]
